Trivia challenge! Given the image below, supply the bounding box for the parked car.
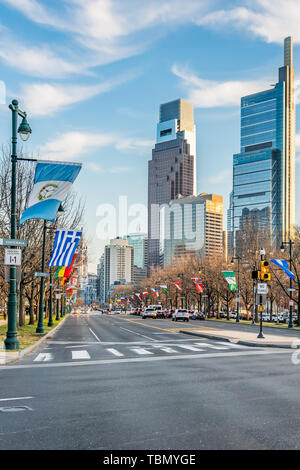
[191,311,205,320]
[165,309,174,318]
[142,308,157,319]
[172,309,189,322]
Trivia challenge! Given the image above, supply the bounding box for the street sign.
[55,294,62,299]
[45,283,55,287]
[0,238,27,247]
[257,283,268,295]
[287,288,296,292]
[4,248,21,266]
[256,294,267,306]
[34,272,50,278]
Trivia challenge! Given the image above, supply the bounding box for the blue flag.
[49,230,82,267]
[270,259,295,280]
[20,161,81,225]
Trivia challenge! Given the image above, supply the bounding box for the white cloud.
[197,0,300,44]
[40,131,153,161]
[0,39,86,79]
[172,64,268,108]
[20,72,137,116]
[1,0,209,66]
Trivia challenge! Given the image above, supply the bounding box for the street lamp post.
[281,240,294,328]
[178,273,184,308]
[36,221,47,333]
[4,100,31,350]
[231,255,241,323]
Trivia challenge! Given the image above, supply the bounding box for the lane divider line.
[88,327,101,343]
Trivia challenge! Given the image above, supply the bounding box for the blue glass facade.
[232,81,285,249]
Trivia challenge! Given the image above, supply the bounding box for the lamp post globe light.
[280,240,294,328]
[4,100,31,350]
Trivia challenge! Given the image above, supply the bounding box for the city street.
[0,312,298,450]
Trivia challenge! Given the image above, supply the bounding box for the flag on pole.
[48,230,82,267]
[135,293,142,301]
[64,253,77,278]
[57,267,66,278]
[55,266,64,278]
[191,278,204,294]
[222,271,238,291]
[20,161,81,225]
[172,282,182,291]
[270,259,295,280]
[151,288,159,297]
[142,291,149,296]
[160,285,168,295]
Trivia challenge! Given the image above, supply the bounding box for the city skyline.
[1,1,300,272]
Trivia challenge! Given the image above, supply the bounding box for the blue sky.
[1,0,300,272]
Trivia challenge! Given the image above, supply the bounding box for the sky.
[1,0,300,272]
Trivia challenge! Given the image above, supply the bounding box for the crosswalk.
[32,340,253,363]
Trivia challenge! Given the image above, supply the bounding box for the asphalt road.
[0,312,299,450]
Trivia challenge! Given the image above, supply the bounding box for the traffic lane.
[86,313,160,343]
[0,349,295,450]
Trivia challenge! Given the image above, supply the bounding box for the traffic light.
[252,270,260,279]
[260,260,271,281]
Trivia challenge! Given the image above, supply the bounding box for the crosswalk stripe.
[106,348,124,357]
[71,350,91,360]
[34,353,53,362]
[176,345,204,352]
[159,347,178,353]
[130,348,154,355]
[217,341,248,349]
[194,342,229,350]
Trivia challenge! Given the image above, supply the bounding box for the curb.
[179,329,295,349]
[20,315,68,357]
[0,315,69,364]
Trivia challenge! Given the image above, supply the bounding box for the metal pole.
[236,257,240,323]
[288,240,293,328]
[48,230,54,327]
[36,221,46,333]
[4,100,20,350]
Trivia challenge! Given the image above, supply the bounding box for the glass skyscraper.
[148,99,196,271]
[231,37,295,250]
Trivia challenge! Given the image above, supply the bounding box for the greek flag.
[20,161,81,225]
[270,259,295,280]
[49,230,82,267]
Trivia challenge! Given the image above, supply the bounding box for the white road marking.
[119,326,155,342]
[130,347,154,355]
[0,397,33,402]
[217,341,249,348]
[157,346,178,354]
[177,345,204,352]
[34,353,53,362]
[71,350,91,360]
[88,328,101,342]
[106,348,124,357]
[0,349,289,370]
[194,342,229,350]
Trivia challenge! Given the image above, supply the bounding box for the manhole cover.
[0,405,33,412]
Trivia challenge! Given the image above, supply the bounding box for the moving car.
[142,308,157,319]
[172,309,189,322]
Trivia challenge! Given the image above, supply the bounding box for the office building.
[126,233,148,283]
[148,99,196,271]
[160,193,223,265]
[231,37,295,250]
[104,238,133,302]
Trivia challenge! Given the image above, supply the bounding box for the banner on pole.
[222,271,238,291]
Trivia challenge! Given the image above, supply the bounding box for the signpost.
[0,238,27,247]
[257,283,268,295]
[4,248,21,266]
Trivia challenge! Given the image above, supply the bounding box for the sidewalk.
[180,326,300,348]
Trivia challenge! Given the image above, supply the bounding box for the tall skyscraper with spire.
[148,99,196,271]
[230,37,295,252]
